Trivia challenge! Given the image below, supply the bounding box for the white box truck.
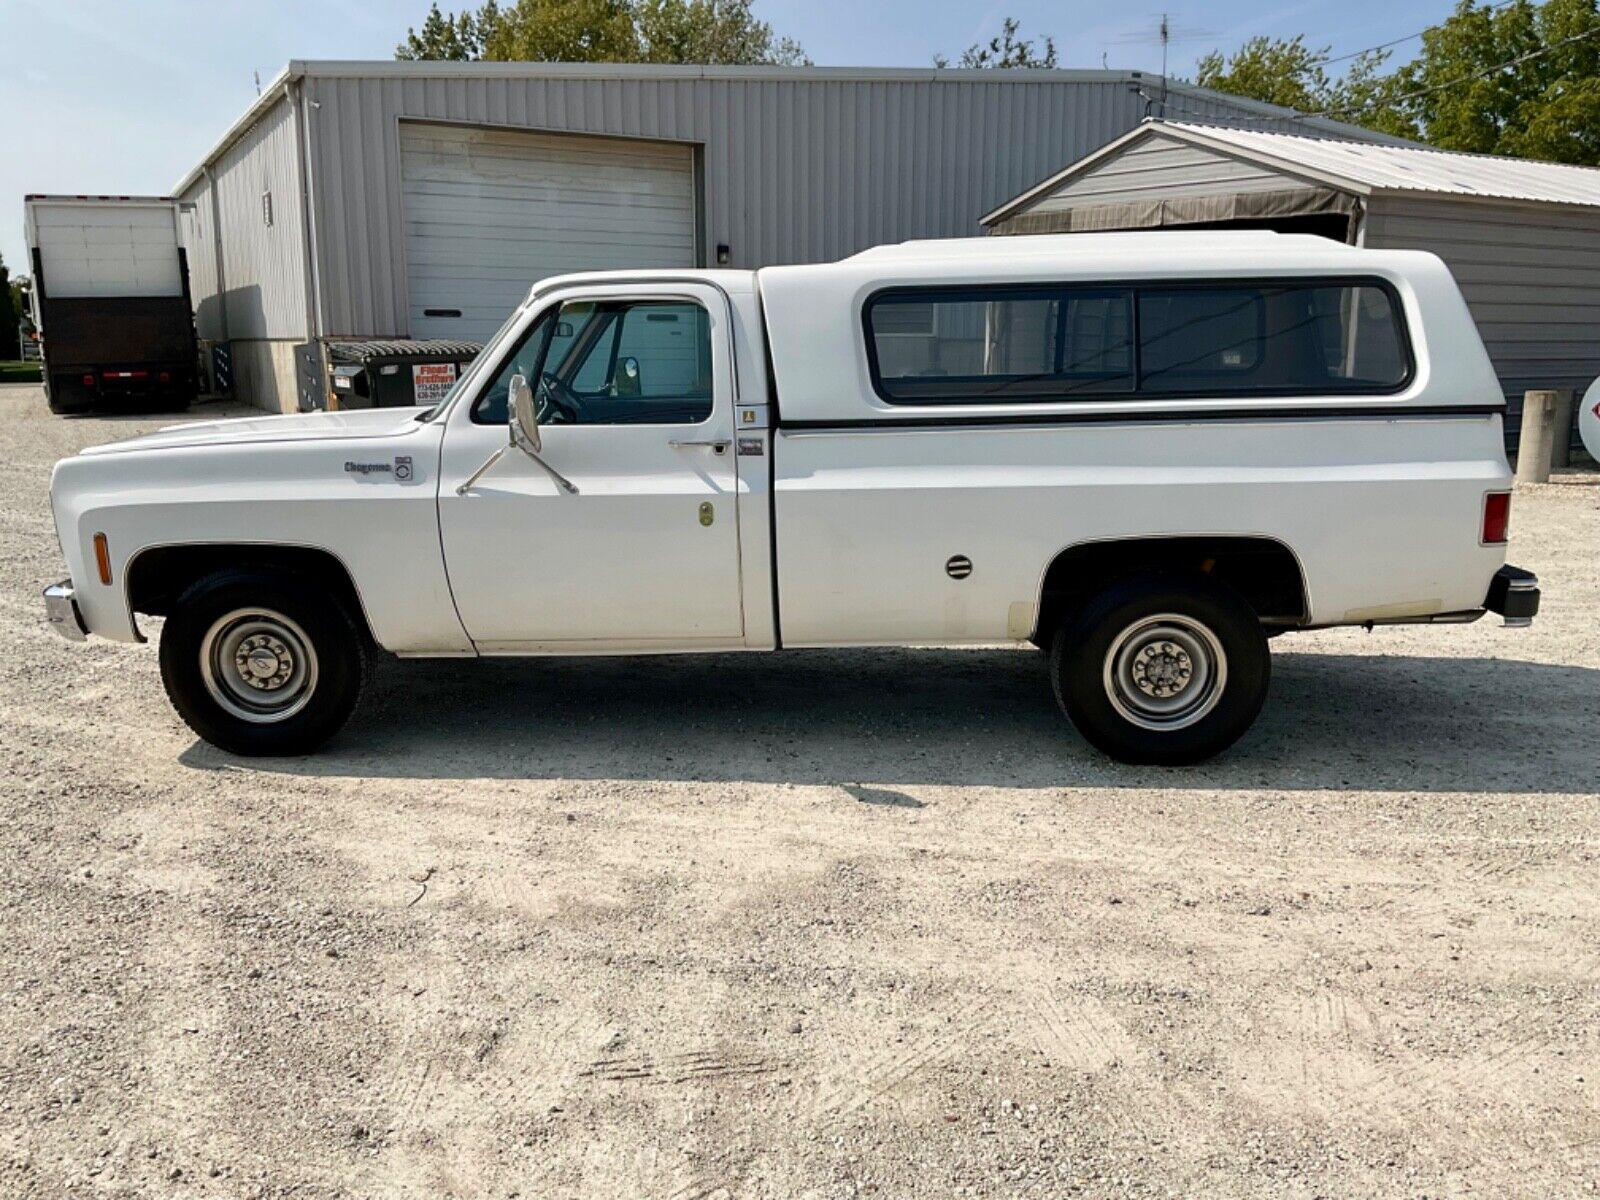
[24,195,197,414]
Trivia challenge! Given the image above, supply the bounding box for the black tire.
[1050,573,1269,766]
[45,375,94,416]
[159,571,369,756]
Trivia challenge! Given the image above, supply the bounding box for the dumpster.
[323,340,482,410]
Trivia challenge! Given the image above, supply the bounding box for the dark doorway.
[1163,213,1355,243]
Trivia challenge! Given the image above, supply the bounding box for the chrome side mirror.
[509,373,541,454]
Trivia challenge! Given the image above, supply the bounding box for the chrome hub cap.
[238,637,294,688]
[1103,614,1227,732]
[200,609,318,724]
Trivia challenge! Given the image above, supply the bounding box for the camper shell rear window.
[863,277,1413,404]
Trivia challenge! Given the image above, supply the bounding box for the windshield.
[414,304,529,421]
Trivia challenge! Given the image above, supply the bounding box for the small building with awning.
[983,120,1600,453]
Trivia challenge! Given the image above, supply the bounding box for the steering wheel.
[536,372,580,424]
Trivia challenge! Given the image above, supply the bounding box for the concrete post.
[1515,389,1560,484]
[1550,388,1576,469]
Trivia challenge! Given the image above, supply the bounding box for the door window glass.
[471,299,715,425]
[471,308,553,425]
[542,300,713,425]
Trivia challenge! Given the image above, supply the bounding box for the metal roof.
[987,120,1600,224]
[1166,122,1600,206]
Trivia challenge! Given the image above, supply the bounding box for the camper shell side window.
[863,276,1413,404]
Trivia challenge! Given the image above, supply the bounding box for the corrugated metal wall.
[179,95,308,342]
[1364,196,1600,453]
[177,177,222,341]
[297,69,1297,339]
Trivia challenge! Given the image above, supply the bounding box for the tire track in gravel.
[581,1048,782,1086]
[805,998,993,1128]
[367,998,601,1139]
[1027,988,1145,1074]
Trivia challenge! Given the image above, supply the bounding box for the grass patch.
[0,361,42,384]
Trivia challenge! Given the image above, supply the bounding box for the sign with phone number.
[413,362,458,405]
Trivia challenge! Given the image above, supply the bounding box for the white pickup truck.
[45,232,1539,764]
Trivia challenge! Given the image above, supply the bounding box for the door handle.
[670,439,730,455]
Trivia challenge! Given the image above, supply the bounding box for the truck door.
[437,283,745,651]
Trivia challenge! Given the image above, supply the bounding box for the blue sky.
[2,0,1455,276]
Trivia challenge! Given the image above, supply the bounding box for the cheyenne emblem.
[344,456,413,479]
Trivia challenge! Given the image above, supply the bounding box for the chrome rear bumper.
[44,580,87,641]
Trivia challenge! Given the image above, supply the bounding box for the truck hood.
[76,407,431,456]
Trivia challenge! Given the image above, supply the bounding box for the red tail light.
[82,374,96,388]
[1482,491,1511,545]
[158,371,170,383]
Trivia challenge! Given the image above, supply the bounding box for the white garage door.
[400,122,698,341]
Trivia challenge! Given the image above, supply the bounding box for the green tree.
[480,0,638,61]
[635,0,808,65]
[1195,36,1417,138]
[0,255,18,362]
[1195,1,1600,162]
[398,0,808,65]
[397,1,492,60]
[934,17,1057,69]
[1323,49,1419,140]
[1196,34,1330,111]
[1398,0,1600,161]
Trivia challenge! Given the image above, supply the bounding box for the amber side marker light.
[1482,492,1511,545]
[93,533,112,585]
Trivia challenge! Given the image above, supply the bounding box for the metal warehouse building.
[173,61,1388,410]
[984,120,1600,451]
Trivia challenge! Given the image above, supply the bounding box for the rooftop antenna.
[254,69,261,96]
[1159,14,1169,116]
[1109,14,1213,112]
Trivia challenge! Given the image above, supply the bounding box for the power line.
[1311,0,1521,68]
[1143,12,1600,131]
[1293,23,1600,120]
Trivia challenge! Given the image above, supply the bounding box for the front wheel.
[1050,574,1269,765]
[159,571,369,755]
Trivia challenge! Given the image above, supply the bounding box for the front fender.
[47,424,473,654]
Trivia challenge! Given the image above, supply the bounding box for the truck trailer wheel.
[1050,573,1269,765]
[45,375,95,416]
[159,571,369,756]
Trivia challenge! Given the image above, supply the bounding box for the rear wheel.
[45,375,94,416]
[159,571,369,755]
[1050,573,1269,765]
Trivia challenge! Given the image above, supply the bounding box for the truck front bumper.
[44,580,87,641]
[1485,565,1540,627]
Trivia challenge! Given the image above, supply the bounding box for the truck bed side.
[758,242,1512,645]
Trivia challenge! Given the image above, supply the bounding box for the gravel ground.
[1,383,1597,1199]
